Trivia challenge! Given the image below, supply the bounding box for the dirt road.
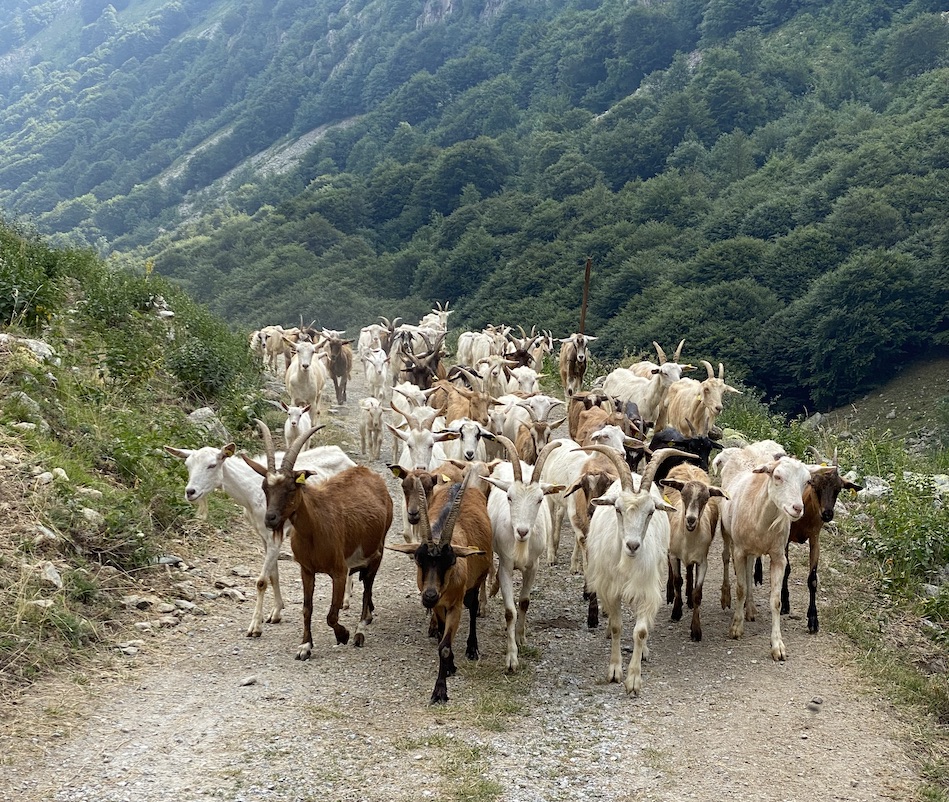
[1,371,919,802]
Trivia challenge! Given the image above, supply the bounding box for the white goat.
[718,448,834,661]
[582,446,690,695]
[658,360,740,435]
[362,347,391,401]
[280,402,312,450]
[164,438,356,637]
[484,437,565,672]
[285,338,329,416]
[359,397,386,461]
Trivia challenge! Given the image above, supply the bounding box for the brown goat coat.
[388,481,493,704]
[249,458,393,659]
[660,463,726,642]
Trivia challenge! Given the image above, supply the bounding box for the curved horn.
[718,362,725,381]
[577,444,632,492]
[414,477,434,544]
[282,424,326,472]
[674,339,685,362]
[439,469,473,545]
[494,435,523,484]
[254,418,277,474]
[653,341,667,365]
[641,448,700,493]
[531,440,562,483]
[701,360,715,380]
[390,399,419,431]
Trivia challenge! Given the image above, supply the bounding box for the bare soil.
[0,369,924,802]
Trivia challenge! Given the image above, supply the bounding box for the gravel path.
[1,369,920,802]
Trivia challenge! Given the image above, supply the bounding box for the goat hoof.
[690,630,703,642]
[353,633,365,647]
[245,629,262,638]
[336,630,350,645]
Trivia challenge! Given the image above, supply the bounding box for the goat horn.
[439,468,473,545]
[414,477,434,544]
[390,399,419,431]
[718,362,725,380]
[254,419,277,474]
[531,440,562,482]
[653,341,667,365]
[674,339,685,362]
[641,448,700,493]
[701,360,715,380]
[283,424,326,472]
[494,435,523,484]
[577,444,632,492]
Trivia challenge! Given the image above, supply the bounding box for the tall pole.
[579,257,592,334]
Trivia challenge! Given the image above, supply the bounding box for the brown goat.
[567,390,611,441]
[387,470,493,704]
[321,331,354,404]
[243,421,393,659]
[659,462,727,642]
[514,410,567,465]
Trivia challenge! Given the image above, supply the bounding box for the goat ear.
[452,546,486,558]
[387,423,409,441]
[222,443,237,458]
[163,446,191,459]
[388,464,406,478]
[656,500,677,513]
[660,479,685,491]
[542,483,566,496]
[591,497,614,507]
[386,543,420,555]
[435,430,461,442]
[710,487,729,499]
[483,476,511,492]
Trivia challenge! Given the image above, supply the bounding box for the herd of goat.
[165,303,862,704]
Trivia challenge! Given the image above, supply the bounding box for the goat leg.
[326,569,350,646]
[297,566,316,660]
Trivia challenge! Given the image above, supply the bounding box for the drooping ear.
[564,480,582,497]
[591,496,615,507]
[656,500,677,513]
[724,385,742,395]
[710,487,729,499]
[660,479,686,492]
[388,464,407,478]
[163,446,191,460]
[452,546,486,558]
[386,543,420,555]
[541,483,566,496]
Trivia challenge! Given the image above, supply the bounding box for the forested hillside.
[0,0,947,412]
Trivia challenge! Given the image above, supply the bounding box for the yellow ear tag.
[441,475,452,483]
[296,473,307,485]
[663,494,672,505]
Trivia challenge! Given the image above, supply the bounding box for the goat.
[601,362,680,427]
[362,347,390,402]
[359,397,386,461]
[514,407,567,466]
[659,463,727,642]
[567,390,611,441]
[242,422,393,658]
[558,333,596,398]
[484,437,565,672]
[320,329,354,404]
[285,338,329,416]
[280,402,312,451]
[581,446,690,695]
[763,447,862,633]
[647,424,724,484]
[164,439,355,637]
[629,339,688,379]
[718,450,835,661]
[658,360,740,436]
[387,470,493,704]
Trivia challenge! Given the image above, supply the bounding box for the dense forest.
[0,0,947,412]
